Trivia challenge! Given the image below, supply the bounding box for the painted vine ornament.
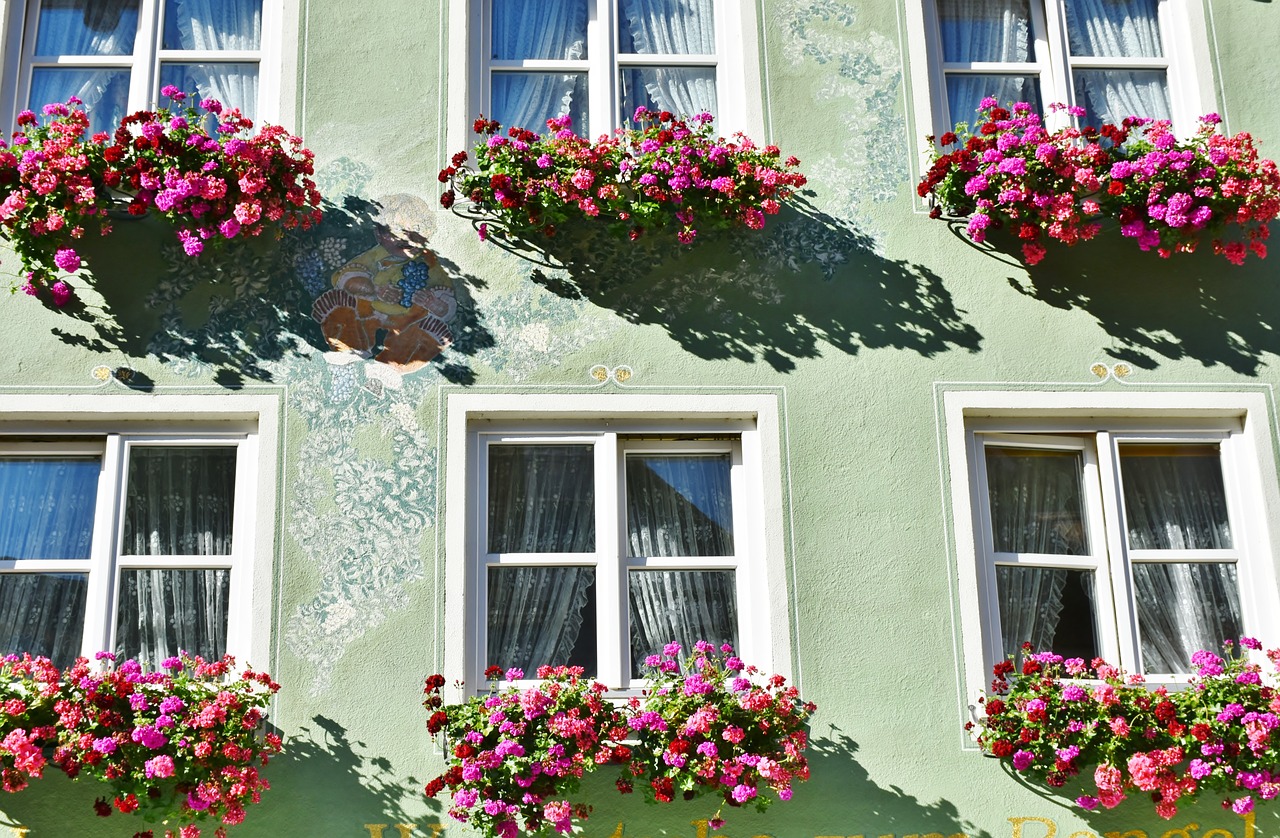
[972,638,1280,819]
[918,99,1280,266]
[438,109,807,245]
[422,642,816,836]
[0,651,282,838]
[0,89,323,306]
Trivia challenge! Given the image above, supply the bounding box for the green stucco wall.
[2,1,1280,836]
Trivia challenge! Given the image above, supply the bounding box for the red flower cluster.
[440,108,806,245]
[0,90,323,305]
[0,652,281,838]
[974,639,1280,819]
[919,99,1280,266]
[423,644,816,835]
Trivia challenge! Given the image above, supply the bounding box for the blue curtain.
[1064,0,1169,124]
[164,0,261,118]
[938,0,1036,125]
[28,0,138,132]
[619,0,717,120]
[490,0,587,130]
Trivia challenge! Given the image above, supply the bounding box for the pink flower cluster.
[0,90,323,305]
[974,638,1280,820]
[920,98,1280,266]
[423,643,816,835]
[439,108,806,245]
[0,652,281,838]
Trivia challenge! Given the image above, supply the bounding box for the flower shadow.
[1002,224,1280,375]
[478,198,983,372]
[0,715,440,835]
[41,194,493,388]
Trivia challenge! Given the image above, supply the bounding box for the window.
[0,393,279,669]
[913,0,1214,137]
[944,391,1280,699]
[452,0,761,141]
[2,0,272,134]
[443,393,791,692]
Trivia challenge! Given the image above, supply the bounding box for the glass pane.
[491,71,588,132]
[123,447,237,556]
[626,453,733,557]
[0,456,99,560]
[487,566,595,674]
[985,446,1087,555]
[937,0,1032,62]
[1133,562,1241,673]
[1120,444,1230,550]
[945,74,1040,125]
[619,67,717,124]
[492,0,587,59]
[162,0,262,51]
[158,62,259,122]
[29,67,130,134]
[1072,69,1170,126]
[996,566,1098,662]
[115,569,230,664]
[35,0,139,55]
[618,0,715,54]
[1064,0,1163,58]
[629,569,736,678]
[0,573,87,667]
[488,445,595,553]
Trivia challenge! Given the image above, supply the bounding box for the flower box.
[0,90,322,307]
[439,109,806,247]
[918,99,1280,266]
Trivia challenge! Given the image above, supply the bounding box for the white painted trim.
[942,389,1280,713]
[443,391,790,699]
[0,392,280,669]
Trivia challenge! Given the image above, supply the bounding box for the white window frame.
[943,389,1280,706]
[443,392,792,697]
[445,0,764,157]
[904,0,1217,150]
[0,0,287,129]
[0,392,280,667]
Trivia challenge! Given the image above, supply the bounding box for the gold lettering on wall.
[1010,816,1058,838]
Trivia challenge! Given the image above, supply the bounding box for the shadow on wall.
[474,197,983,373]
[973,222,1280,376]
[43,195,493,388]
[0,716,439,837]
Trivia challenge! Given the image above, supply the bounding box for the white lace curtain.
[619,0,717,120]
[988,444,1244,672]
[1064,0,1170,124]
[1120,447,1240,673]
[163,0,261,119]
[485,446,738,676]
[490,0,587,130]
[938,0,1035,125]
[27,0,137,132]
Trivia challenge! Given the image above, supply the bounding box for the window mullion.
[1037,0,1073,129]
[588,0,616,136]
[1093,431,1139,670]
[81,434,125,660]
[131,0,162,110]
[596,433,623,687]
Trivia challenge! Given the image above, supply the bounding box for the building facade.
[0,0,1279,836]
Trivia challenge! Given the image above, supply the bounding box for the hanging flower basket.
[439,109,807,246]
[0,89,323,307]
[423,642,815,836]
[972,638,1280,819]
[0,651,281,838]
[918,99,1280,266]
